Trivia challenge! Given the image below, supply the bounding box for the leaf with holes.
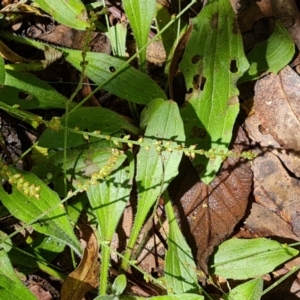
[64,49,167,104]
[0,70,69,109]
[179,0,249,184]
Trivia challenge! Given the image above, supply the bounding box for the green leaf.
[122,100,185,269]
[107,23,127,57]
[0,70,69,109]
[64,50,167,104]
[34,0,89,30]
[164,192,200,294]
[0,165,82,255]
[211,238,298,279]
[111,274,127,296]
[38,107,139,148]
[156,3,187,75]
[87,156,133,294]
[123,0,156,72]
[87,160,132,242]
[179,0,249,184]
[0,250,37,300]
[139,98,165,130]
[223,278,263,300]
[239,20,295,83]
[32,140,126,195]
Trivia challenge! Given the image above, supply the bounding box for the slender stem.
[262,264,300,295]
[121,216,144,271]
[99,241,111,295]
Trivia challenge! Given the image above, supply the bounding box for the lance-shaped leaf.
[123,0,156,72]
[0,70,69,110]
[38,107,139,148]
[0,164,82,255]
[122,100,185,269]
[87,159,133,293]
[32,140,127,196]
[34,0,89,30]
[223,278,263,300]
[211,238,298,279]
[64,50,167,104]
[239,20,295,83]
[164,192,200,294]
[0,250,37,300]
[179,0,249,184]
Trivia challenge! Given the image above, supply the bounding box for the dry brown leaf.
[244,203,299,241]
[61,224,99,300]
[169,128,252,273]
[254,65,300,151]
[252,152,300,237]
[29,285,52,300]
[245,114,300,177]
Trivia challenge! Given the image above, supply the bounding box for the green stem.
[262,264,300,295]
[121,216,144,271]
[99,241,111,295]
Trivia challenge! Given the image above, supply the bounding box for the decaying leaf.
[245,114,300,177]
[169,128,252,273]
[254,65,300,151]
[61,225,99,300]
[244,203,299,241]
[252,152,300,237]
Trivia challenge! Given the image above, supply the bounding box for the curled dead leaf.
[61,224,99,300]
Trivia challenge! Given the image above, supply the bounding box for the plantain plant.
[0,0,297,299]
